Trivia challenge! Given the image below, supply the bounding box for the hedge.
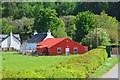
[2,49,108,78]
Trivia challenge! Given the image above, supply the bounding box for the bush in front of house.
[2,49,108,78]
[48,49,108,78]
[40,49,108,78]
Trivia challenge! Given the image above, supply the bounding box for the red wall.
[37,46,47,55]
[49,38,88,55]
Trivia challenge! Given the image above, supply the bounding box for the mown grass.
[2,52,81,70]
[90,56,120,78]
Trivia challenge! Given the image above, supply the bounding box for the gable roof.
[0,34,20,42]
[0,34,8,42]
[28,33,47,43]
[37,38,66,48]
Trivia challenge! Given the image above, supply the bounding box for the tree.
[60,15,76,39]
[106,2,120,21]
[95,11,119,43]
[2,17,16,34]
[74,11,96,42]
[43,2,56,9]
[12,17,34,40]
[34,8,61,33]
[81,28,111,49]
[52,19,68,38]
[2,2,15,17]
[73,2,109,15]
[13,3,34,19]
[55,2,76,16]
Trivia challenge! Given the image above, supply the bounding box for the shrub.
[51,49,108,78]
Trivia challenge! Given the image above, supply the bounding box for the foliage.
[118,22,120,43]
[34,8,62,33]
[2,2,15,17]
[2,17,34,40]
[73,2,109,15]
[106,2,120,21]
[90,56,120,78]
[74,11,96,42]
[1,2,120,41]
[2,17,17,34]
[12,17,34,40]
[60,15,76,39]
[2,2,120,21]
[95,11,118,43]
[81,28,111,49]
[2,49,108,78]
[52,49,108,78]
[52,19,68,38]
[55,2,76,16]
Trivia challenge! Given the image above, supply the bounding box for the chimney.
[44,30,54,40]
[47,29,52,36]
[10,31,13,47]
[34,30,38,35]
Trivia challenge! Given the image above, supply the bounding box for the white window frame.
[57,47,61,53]
[74,47,78,53]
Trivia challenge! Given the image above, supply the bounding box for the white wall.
[12,37,21,50]
[44,32,54,40]
[1,36,21,50]
[19,43,36,53]
[1,36,10,48]
[25,43,36,50]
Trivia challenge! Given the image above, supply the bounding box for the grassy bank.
[90,56,120,78]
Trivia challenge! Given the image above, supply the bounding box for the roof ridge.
[39,38,67,48]
[49,38,66,48]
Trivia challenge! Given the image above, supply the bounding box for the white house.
[0,31,21,51]
[19,30,54,54]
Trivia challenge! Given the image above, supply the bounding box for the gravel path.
[100,62,120,79]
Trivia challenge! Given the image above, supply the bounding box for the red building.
[37,38,88,56]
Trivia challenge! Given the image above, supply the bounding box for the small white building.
[19,30,54,54]
[0,31,21,51]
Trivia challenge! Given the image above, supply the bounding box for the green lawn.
[2,52,80,70]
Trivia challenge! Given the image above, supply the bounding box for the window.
[57,47,61,53]
[48,48,50,52]
[74,47,78,53]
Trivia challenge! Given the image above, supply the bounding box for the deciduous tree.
[74,11,96,42]
[81,28,111,49]
[34,8,62,33]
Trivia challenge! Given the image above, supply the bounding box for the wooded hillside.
[1,2,120,48]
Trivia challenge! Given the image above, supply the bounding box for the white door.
[65,48,70,55]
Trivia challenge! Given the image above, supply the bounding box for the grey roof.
[0,34,20,42]
[28,33,47,43]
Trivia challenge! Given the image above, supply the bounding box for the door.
[65,48,70,55]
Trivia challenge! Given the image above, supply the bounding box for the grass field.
[2,52,80,70]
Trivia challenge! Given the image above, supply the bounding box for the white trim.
[65,48,70,54]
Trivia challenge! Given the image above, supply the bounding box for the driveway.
[100,62,120,78]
